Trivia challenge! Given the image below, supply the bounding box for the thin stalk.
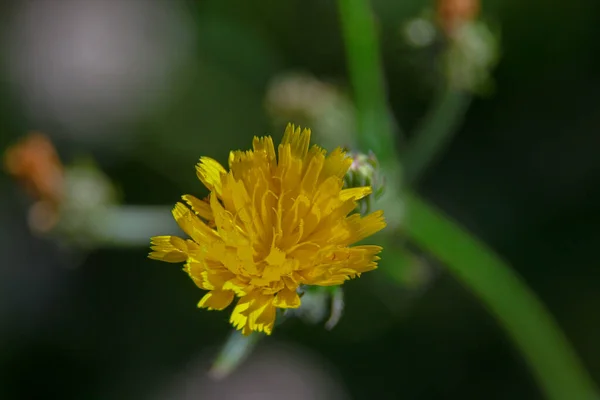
[402,87,471,184]
[209,330,261,380]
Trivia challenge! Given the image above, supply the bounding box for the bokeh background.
[1,0,600,399]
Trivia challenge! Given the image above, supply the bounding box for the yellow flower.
[149,124,386,335]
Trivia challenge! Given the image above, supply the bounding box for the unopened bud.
[444,20,499,94]
[344,150,385,215]
[436,0,480,37]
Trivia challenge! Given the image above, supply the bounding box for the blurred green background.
[1,0,599,399]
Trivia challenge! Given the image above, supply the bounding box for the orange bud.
[4,132,65,205]
[436,0,480,35]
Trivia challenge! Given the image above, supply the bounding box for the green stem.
[405,193,598,400]
[402,87,471,184]
[338,0,400,163]
[337,0,598,398]
[209,330,261,380]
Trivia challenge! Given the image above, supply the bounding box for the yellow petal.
[209,192,239,242]
[172,202,218,243]
[185,261,213,290]
[196,157,226,196]
[273,287,301,308]
[300,151,325,194]
[345,210,387,244]
[265,246,286,266]
[229,293,276,335]
[248,298,276,334]
[339,186,372,202]
[281,123,311,160]
[222,277,250,296]
[309,275,348,286]
[203,268,236,289]
[252,136,276,163]
[320,147,352,182]
[198,290,234,310]
[229,294,253,333]
[182,194,214,221]
[254,302,276,334]
[149,236,188,263]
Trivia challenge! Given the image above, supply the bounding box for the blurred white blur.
[2,0,195,143]
[156,342,350,400]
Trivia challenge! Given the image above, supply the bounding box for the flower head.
[149,124,386,335]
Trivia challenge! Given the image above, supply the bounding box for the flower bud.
[344,150,385,215]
